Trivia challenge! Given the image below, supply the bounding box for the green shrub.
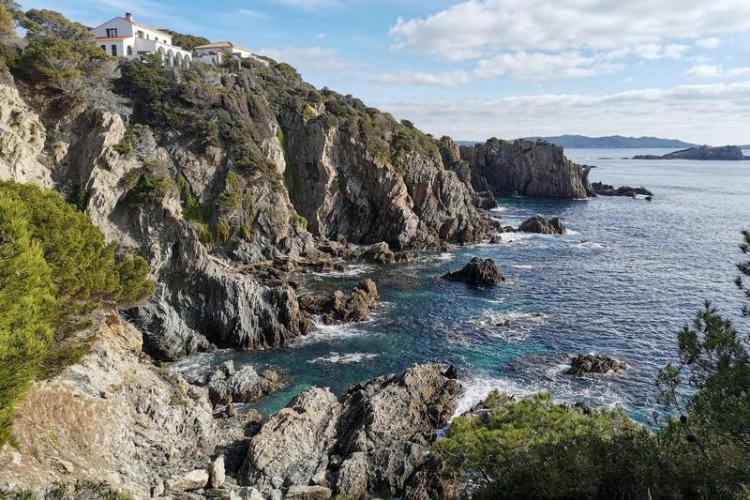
[0,4,12,35]
[14,35,108,85]
[0,182,154,446]
[0,195,57,446]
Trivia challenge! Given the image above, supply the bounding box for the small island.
[634,145,750,161]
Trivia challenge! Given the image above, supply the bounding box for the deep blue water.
[175,149,750,423]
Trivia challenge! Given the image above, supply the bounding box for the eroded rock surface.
[442,257,504,288]
[567,354,627,375]
[518,214,566,234]
[299,279,379,324]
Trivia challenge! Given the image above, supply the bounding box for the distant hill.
[633,145,750,161]
[522,135,696,149]
[455,135,696,149]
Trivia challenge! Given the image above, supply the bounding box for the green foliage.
[14,34,109,85]
[0,182,154,447]
[158,29,209,50]
[437,392,659,499]
[122,169,176,203]
[0,181,154,324]
[0,195,56,446]
[290,211,308,229]
[21,9,92,41]
[0,4,12,35]
[177,177,208,223]
[1,480,134,499]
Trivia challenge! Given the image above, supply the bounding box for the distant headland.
[633,145,750,161]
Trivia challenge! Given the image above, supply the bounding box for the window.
[127,46,132,56]
[106,28,118,37]
[111,44,117,56]
[136,30,144,39]
[100,45,106,52]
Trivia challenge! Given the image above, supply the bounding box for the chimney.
[125,12,133,21]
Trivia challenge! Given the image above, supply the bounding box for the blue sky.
[30,0,750,144]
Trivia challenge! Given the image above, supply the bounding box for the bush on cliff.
[438,231,750,499]
[0,196,56,446]
[0,182,154,446]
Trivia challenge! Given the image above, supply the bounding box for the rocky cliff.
[458,138,595,198]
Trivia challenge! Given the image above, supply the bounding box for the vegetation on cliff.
[0,182,154,446]
[437,231,750,499]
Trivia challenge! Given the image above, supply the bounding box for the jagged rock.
[209,455,226,488]
[0,313,242,498]
[518,215,566,234]
[591,182,653,197]
[165,469,209,492]
[240,364,462,498]
[442,257,504,288]
[567,354,627,375]
[460,139,594,198]
[0,83,52,187]
[241,388,341,493]
[150,482,164,497]
[299,280,378,324]
[206,361,279,406]
[285,485,333,500]
[362,242,395,264]
[332,364,463,497]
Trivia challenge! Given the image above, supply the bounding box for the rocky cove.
[1,14,749,499]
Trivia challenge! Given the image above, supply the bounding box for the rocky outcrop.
[442,257,504,288]
[634,145,749,161]
[240,364,463,498]
[591,182,653,198]
[0,83,52,188]
[299,279,379,324]
[567,354,627,375]
[206,360,280,406]
[0,312,245,498]
[460,139,594,198]
[518,215,566,234]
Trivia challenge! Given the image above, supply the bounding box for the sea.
[173,148,750,424]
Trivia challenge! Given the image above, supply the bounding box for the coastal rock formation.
[459,139,595,198]
[634,145,749,161]
[0,313,243,498]
[206,360,280,406]
[591,182,653,198]
[442,257,504,288]
[240,364,463,498]
[567,354,627,375]
[518,215,566,234]
[299,279,379,324]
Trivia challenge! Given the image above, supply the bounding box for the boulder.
[442,257,504,288]
[567,354,627,375]
[518,215,565,234]
[209,455,225,488]
[165,469,209,492]
[362,242,395,264]
[285,485,333,500]
[299,280,379,324]
[241,387,341,493]
[206,362,279,406]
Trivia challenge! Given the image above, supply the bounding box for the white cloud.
[258,47,356,73]
[696,37,722,49]
[372,70,472,87]
[684,64,750,80]
[473,51,623,81]
[390,0,750,61]
[381,81,750,145]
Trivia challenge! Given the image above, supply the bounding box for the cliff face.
[459,138,594,198]
[0,312,239,498]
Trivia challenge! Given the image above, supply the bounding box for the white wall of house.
[92,13,191,67]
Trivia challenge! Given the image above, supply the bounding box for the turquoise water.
[175,149,750,422]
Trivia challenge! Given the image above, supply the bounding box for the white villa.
[194,41,254,66]
[92,13,192,68]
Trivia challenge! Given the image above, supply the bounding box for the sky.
[29,0,750,144]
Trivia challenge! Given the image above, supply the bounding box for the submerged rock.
[567,354,627,375]
[442,257,504,288]
[518,215,566,234]
[298,279,379,324]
